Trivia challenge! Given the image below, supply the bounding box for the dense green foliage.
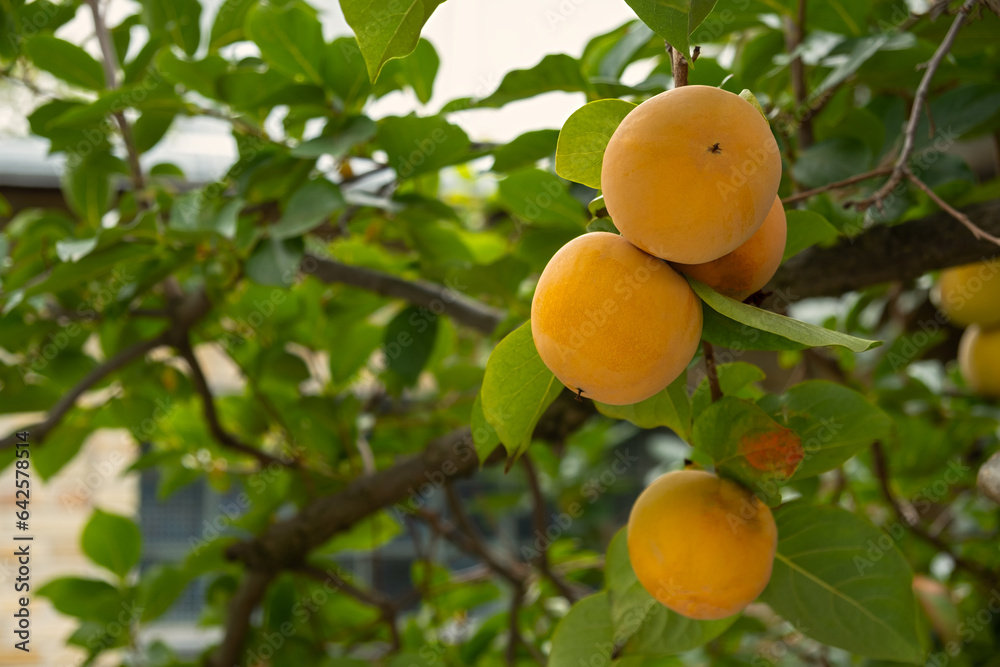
[1,0,999,665]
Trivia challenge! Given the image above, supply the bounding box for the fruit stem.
[665,42,700,88]
[702,341,723,402]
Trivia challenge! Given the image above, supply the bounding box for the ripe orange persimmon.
[933,260,1000,328]
[627,469,777,620]
[674,195,787,301]
[959,325,1000,397]
[602,85,781,264]
[530,232,702,406]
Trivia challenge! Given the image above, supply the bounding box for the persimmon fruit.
[959,325,1000,397]
[601,85,782,264]
[933,260,1000,328]
[530,232,702,406]
[674,195,787,301]
[627,469,777,620]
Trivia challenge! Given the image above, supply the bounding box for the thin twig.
[780,167,893,205]
[854,0,977,212]
[306,256,503,334]
[785,0,812,147]
[871,441,998,588]
[0,335,165,452]
[702,341,723,402]
[177,337,293,468]
[906,172,1000,246]
[522,455,581,602]
[84,0,145,197]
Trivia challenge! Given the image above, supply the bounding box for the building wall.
[0,417,138,666]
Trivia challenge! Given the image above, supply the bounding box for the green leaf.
[738,89,767,121]
[549,592,617,667]
[23,35,105,90]
[760,504,924,663]
[700,306,807,351]
[595,371,691,440]
[782,210,839,261]
[757,380,892,478]
[624,0,720,62]
[470,394,501,463]
[81,509,142,578]
[323,38,374,110]
[157,51,230,99]
[383,305,439,385]
[55,237,99,263]
[291,116,376,159]
[133,109,176,152]
[209,0,256,50]
[62,152,128,226]
[688,277,881,352]
[17,242,158,301]
[373,37,439,104]
[328,322,382,385]
[791,138,872,189]
[318,511,402,554]
[497,168,586,226]
[246,2,325,84]
[473,53,588,108]
[271,179,345,239]
[690,361,765,419]
[692,397,803,497]
[140,0,202,56]
[480,323,563,465]
[339,0,445,82]
[491,129,560,173]
[37,577,124,623]
[814,34,892,98]
[605,528,735,654]
[555,99,636,189]
[376,115,471,179]
[246,237,304,287]
[138,565,189,622]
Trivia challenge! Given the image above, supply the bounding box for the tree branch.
[871,441,998,589]
[905,172,1000,246]
[522,455,583,602]
[305,256,503,334]
[84,0,145,197]
[0,335,165,452]
[785,0,813,148]
[208,570,274,667]
[176,337,293,468]
[853,0,977,213]
[666,43,699,87]
[702,341,723,402]
[781,167,893,205]
[770,199,1000,300]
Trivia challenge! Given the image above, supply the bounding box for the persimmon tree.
[1,0,999,666]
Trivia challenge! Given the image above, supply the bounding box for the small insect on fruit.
[708,143,722,154]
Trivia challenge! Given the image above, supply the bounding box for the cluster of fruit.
[531,85,786,406]
[529,86,786,619]
[935,260,1000,397]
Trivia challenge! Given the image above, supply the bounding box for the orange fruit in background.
[601,85,782,264]
[673,195,787,301]
[933,260,1000,328]
[627,469,777,620]
[530,232,702,406]
[958,325,1000,397]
